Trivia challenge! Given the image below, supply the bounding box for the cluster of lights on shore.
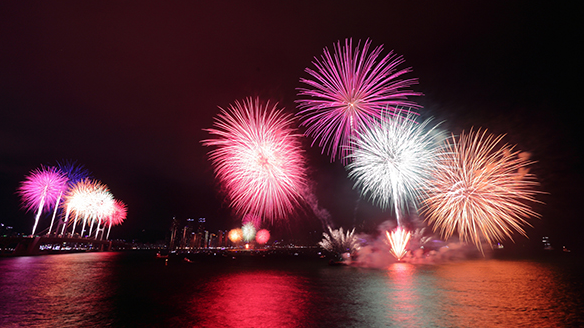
[18,161,126,240]
[204,38,542,260]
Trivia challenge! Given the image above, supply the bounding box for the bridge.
[0,235,129,256]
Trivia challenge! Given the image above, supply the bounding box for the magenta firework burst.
[297,38,421,163]
[106,200,127,240]
[203,98,307,223]
[18,165,68,235]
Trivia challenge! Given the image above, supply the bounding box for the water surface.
[1,252,582,327]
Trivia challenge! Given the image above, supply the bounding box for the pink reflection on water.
[194,270,309,328]
[0,253,118,327]
[385,262,428,326]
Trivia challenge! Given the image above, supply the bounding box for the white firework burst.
[319,226,360,254]
[346,110,445,224]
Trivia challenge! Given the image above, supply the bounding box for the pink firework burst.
[18,165,68,235]
[242,213,261,230]
[106,200,127,240]
[203,98,307,223]
[296,38,421,163]
[255,229,270,244]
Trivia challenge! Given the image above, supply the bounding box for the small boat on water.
[156,252,169,259]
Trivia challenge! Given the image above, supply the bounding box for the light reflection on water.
[195,271,311,328]
[0,252,118,327]
[1,253,583,327]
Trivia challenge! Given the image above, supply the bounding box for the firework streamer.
[203,97,308,224]
[346,111,445,226]
[297,38,421,163]
[18,166,68,235]
[422,129,542,252]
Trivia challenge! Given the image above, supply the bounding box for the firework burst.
[228,228,243,243]
[242,222,257,242]
[255,229,270,244]
[18,166,68,235]
[421,129,541,251]
[386,227,411,260]
[106,200,127,240]
[346,112,445,224]
[203,98,307,223]
[242,213,261,230]
[63,178,94,235]
[296,38,421,163]
[319,226,360,254]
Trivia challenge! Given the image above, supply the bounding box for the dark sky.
[1,2,581,247]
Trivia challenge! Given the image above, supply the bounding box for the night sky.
[1,2,580,248]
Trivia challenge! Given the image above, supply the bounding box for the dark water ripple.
[1,252,582,327]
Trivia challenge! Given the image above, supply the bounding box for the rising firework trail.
[18,166,68,235]
[203,97,307,223]
[297,38,421,163]
[421,129,541,252]
[386,227,411,260]
[346,111,445,225]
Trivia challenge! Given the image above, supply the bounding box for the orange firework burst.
[386,228,411,260]
[422,129,541,252]
[228,228,243,243]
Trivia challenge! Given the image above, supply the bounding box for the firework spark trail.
[319,226,360,254]
[421,129,541,252]
[203,98,307,224]
[296,38,421,163]
[346,111,445,226]
[386,228,411,260]
[18,166,68,235]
